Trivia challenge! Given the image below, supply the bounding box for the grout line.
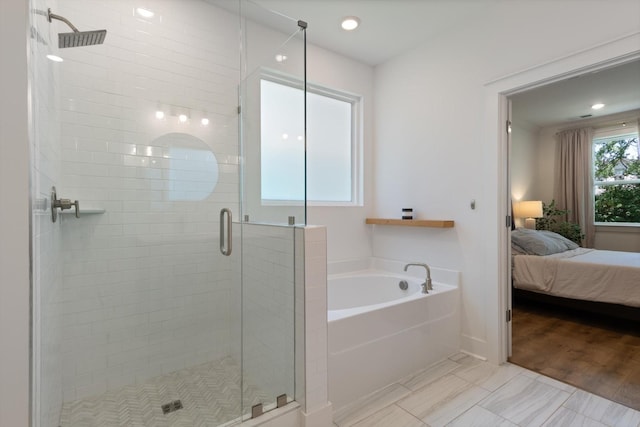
[394,403,428,426]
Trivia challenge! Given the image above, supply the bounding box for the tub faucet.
[403,263,432,293]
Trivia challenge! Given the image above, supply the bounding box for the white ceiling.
[245,0,640,129]
[511,59,640,129]
[252,0,490,66]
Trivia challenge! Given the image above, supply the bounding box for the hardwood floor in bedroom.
[509,300,640,412]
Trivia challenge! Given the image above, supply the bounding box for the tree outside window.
[593,132,640,223]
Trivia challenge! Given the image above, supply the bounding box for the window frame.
[592,124,640,227]
[259,70,363,207]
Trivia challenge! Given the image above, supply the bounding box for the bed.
[511,228,640,320]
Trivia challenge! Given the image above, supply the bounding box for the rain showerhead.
[47,8,106,48]
[58,30,106,48]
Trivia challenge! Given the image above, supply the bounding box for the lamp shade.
[514,201,543,219]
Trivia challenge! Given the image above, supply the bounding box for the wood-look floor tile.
[399,359,461,391]
[454,362,524,392]
[448,353,471,362]
[478,374,571,426]
[563,389,640,427]
[397,374,489,427]
[446,405,517,427]
[333,383,412,427]
[351,405,426,427]
[422,386,490,427]
[449,353,484,368]
[541,407,608,427]
[535,374,576,394]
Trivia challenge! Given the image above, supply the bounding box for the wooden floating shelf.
[365,218,455,228]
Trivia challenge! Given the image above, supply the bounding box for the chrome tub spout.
[403,263,432,293]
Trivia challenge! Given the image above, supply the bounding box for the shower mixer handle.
[56,199,80,217]
[51,186,80,222]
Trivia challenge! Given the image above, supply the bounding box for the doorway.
[496,49,640,410]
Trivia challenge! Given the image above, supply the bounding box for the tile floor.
[59,357,272,427]
[332,353,640,427]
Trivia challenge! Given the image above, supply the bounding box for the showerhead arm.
[46,8,107,48]
[47,8,79,33]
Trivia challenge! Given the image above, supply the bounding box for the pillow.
[511,228,578,256]
[511,241,529,256]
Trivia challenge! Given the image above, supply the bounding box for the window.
[260,77,361,205]
[593,127,640,224]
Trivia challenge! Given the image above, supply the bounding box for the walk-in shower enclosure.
[29,0,307,425]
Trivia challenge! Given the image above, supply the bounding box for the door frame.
[487,32,640,364]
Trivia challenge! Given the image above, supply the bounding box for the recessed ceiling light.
[341,16,360,31]
[591,103,605,110]
[179,114,188,123]
[136,8,154,18]
[155,110,165,119]
[46,54,63,62]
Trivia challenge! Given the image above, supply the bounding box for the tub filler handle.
[403,263,432,293]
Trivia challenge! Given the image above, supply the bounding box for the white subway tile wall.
[242,224,296,405]
[55,0,242,402]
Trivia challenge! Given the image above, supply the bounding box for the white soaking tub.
[328,269,460,410]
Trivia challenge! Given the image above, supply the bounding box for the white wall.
[306,45,375,263]
[510,122,540,228]
[0,1,30,426]
[372,1,640,361]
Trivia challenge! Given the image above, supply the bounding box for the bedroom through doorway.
[504,57,640,411]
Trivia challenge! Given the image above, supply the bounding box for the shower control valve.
[51,186,80,222]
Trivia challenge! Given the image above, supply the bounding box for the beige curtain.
[553,127,595,247]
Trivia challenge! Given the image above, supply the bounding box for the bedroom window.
[260,77,362,205]
[593,127,640,224]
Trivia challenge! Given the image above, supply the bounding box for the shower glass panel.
[28,0,305,426]
[238,0,306,416]
[240,3,307,226]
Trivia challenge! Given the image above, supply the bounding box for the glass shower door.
[30,0,245,425]
[30,0,305,425]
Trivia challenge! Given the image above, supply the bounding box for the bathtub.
[328,268,460,410]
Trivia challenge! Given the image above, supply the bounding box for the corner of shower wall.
[29,0,65,425]
[296,225,333,426]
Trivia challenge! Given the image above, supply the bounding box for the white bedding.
[513,248,640,308]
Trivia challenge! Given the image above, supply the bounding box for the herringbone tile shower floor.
[59,357,271,427]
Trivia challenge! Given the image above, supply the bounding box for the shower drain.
[161,399,183,414]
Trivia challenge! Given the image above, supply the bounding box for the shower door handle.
[220,208,232,256]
